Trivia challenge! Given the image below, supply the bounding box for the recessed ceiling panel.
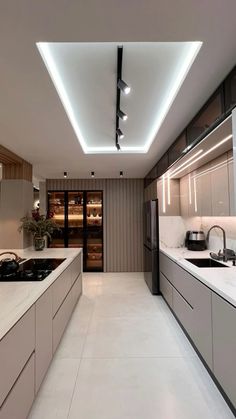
[37,42,202,154]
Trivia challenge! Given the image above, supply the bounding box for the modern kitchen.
[0,2,236,419]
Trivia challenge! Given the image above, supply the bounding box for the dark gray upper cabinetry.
[156,153,169,178]
[186,88,224,147]
[224,67,236,114]
[145,65,236,188]
[168,131,187,166]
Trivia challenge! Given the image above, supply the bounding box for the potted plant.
[19,209,59,250]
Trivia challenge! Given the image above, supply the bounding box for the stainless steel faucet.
[206,225,228,262]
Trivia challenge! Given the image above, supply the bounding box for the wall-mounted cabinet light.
[91,171,95,178]
[64,171,68,178]
[120,171,123,177]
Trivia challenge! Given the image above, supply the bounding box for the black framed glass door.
[85,191,103,271]
[48,190,103,271]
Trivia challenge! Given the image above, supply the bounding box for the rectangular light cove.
[36,42,202,154]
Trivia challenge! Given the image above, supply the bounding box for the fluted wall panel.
[46,179,144,272]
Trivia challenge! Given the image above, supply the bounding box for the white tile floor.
[29,273,234,419]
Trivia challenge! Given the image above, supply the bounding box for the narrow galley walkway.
[29,273,234,419]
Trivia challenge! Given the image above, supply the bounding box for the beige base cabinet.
[212,293,236,407]
[0,306,35,407]
[159,272,173,308]
[160,252,212,368]
[0,253,82,419]
[35,288,53,393]
[160,250,236,411]
[0,354,35,419]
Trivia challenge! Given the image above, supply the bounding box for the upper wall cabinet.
[157,178,180,216]
[186,89,224,147]
[168,132,187,167]
[179,152,231,217]
[224,67,236,114]
[210,154,230,216]
[228,150,235,215]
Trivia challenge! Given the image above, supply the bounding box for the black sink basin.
[185,258,229,268]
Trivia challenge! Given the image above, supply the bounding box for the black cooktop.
[0,258,66,282]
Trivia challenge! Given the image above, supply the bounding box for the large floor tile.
[28,358,81,419]
[68,357,234,419]
[92,293,160,318]
[96,273,148,296]
[82,315,195,358]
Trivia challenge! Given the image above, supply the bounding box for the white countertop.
[160,245,236,308]
[0,248,82,341]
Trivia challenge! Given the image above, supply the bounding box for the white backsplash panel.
[159,215,236,252]
[201,217,236,252]
[159,216,200,248]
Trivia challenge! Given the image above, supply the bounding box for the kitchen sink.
[185,258,229,268]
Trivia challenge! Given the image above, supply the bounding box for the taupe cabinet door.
[160,272,173,308]
[212,293,236,407]
[35,288,53,393]
[159,252,212,368]
[0,306,35,407]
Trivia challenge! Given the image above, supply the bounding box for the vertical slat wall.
[46,179,105,191]
[105,179,144,272]
[46,179,144,272]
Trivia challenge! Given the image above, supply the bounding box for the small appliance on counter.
[185,231,206,251]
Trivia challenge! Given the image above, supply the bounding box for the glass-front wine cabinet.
[48,190,103,272]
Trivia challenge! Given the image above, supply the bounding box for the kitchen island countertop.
[0,248,82,341]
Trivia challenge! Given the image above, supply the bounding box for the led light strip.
[37,41,202,154]
[188,175,192,205]
[169,149,203,177]
[170,134,232,178]
[194,159,228,179]
[167,175,171,205]
[162,175,166,213]
[193,177,197,212]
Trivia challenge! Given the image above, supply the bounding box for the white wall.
[0,180,33,248]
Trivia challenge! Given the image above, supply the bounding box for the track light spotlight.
[117,79,131,95]
[64,171,68,178]
[116,143,121,151]
[91,171,95,178]
[120,171,123,177]
[116,128,124,139]
[117,109,128,121]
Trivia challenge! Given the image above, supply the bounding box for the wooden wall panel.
[105,179,144,272]
[46,179,105,191]
[46,179,144,272]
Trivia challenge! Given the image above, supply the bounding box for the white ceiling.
[37,41,201,153]
[0,1,236,178]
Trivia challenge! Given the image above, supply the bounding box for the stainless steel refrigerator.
[143,199,159,294]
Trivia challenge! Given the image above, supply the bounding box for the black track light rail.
[116,46,123,150]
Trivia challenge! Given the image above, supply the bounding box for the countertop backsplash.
[201,217,236,252]
[159,215,236,252]
[159,216,201,248]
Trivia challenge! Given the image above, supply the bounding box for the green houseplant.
[19,209,59,250]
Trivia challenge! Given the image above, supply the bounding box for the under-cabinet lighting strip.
[167,175,171,205]
[169,149,203,177]
[162,175,166,213]
[188,175,192,205]
[170,134,232,178]
[193,177,197,213]
[194,159,228,179]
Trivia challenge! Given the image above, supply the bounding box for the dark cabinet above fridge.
[48,190,103,272]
